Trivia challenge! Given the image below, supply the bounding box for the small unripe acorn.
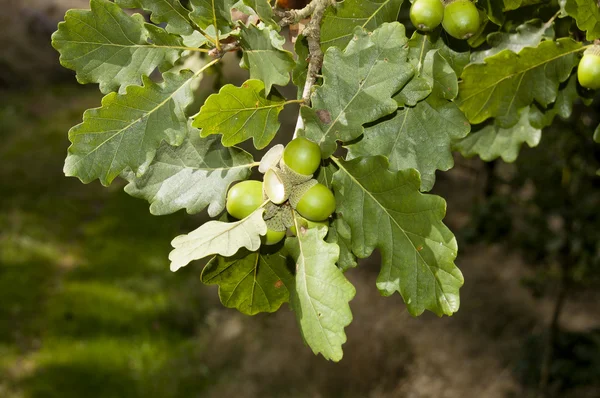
[295,183,336,222]
[578,47,600,90]
[442,0,480,40]
[283,137,322,176]
[262,229,286,245]
[410,0,444,32]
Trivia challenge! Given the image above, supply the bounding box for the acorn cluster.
[226,137,335,246]
[410,0,480,40]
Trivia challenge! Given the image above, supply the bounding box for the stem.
[290,0,334,138]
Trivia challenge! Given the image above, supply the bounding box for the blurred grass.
[0,85,220,397]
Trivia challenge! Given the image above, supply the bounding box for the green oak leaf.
[202,247,293,315]
[239,24,295,94]
[327,218,358,271]
[529,75,580,129]
[320,0,404,50]
[454,107,541,162]
[315,161,337,189]
[194,79,287,149]
[348,99,470,191]
[332,156,463,316]
[169,208,268,272]
[116,0,208,46]
[52,0,184,94]
[471,20,555,63]
[458,38,582,127]
[302,23,414,157]
[189,0,235,34]
[564,0,600,40]
[286,226,356,362]
[292,35,310,99]
[407,31,470,78]
[394,78,432,107]
[478,0,505,25]
[594,124,600,143]
[123,133,255,216]
[65,70,201,186]
[241,0,277,28]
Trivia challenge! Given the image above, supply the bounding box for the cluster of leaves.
[52,0,600,361]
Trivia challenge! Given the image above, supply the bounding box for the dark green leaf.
[458,39,582,127]
[454,108,541,162]
[52,0,184,94]
[189,0,235,34]
[65,70,202,186]
[332,156,462,316]
[320,0,404,50]
[471,19,555,63]
[327,219,358,271]
[202,247,293,315]
[302,23,414,157]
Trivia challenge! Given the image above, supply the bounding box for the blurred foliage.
[0,86,228,397]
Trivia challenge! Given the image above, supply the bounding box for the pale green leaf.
[394,77,431,107]
[471,20,555,63]
[332,156,463,316]
[564,0,600,40]
[286,226,356,362]
[454,107,541,162]
[169,208,268,272]
[239,24,295,94]
[65,70,201,186]
[327,219,358,271]
[202,247,293,315]
[52,0,184,94]
[320,0,404,50]
[123,133,255,216]
[194,79,287,149]
[189,0,235,34]
[458,39,582,127]
[347,99,470,191]
[302,23,414,157]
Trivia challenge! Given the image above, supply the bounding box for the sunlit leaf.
[287,226,355,361]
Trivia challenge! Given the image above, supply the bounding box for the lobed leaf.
[202,247,294,315]
[453,108,541,162]
[241,0,277,28]
[123,133,255,216]
[169,208,268,272]
[471,20,555,64]
[320,0,404,51]
[52,0,184,94]
[189,0,235,34]
[239,24,295,94]
[458,38,582,127]
[116,0,208,46]
[564,0,600,40]
[64,70,201,186]
[332,156,463,316]
[194,80,287,149]
[286,227,356,362]
[529,75,580,129]
[302,23,414,157]
[326,219,358,271]
[347,99,470,191]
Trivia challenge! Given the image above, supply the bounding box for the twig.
[208,42,241,58]
[291,0,334,136]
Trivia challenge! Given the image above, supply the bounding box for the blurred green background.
[1,1,599,397]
